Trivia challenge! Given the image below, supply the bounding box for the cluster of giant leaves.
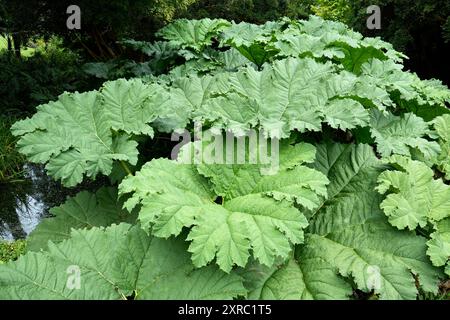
[157,16,404,72]
[376,156,450,277]
[193,56,444,164]
[0,143,444,299]
[153,17,450,119]
[158,16,450,114]
[0,188,244,300]
[5,17,450,299]
[242,143,443,300]
[10,76,203,186]
[11,17,450,187]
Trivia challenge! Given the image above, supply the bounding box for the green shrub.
[0,240,26,263]
[0,116,26,183]
[184,0,313,23]
[0,37,90,113]
[309,0,450,84]
[310,0,352,23]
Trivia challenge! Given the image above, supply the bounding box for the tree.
[183,0,313,23]
[0,0,199,59]
[0,0,43,57]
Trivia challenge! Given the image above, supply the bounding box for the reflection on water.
[0,164,89,241]
[0,194,46,240]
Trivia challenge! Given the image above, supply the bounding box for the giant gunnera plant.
[1,16,449,300]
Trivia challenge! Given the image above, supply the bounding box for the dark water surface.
[0,164,99,241]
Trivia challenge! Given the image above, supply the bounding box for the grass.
[0,35,36,57]
[0,116,26,183]
[0,36,6,50]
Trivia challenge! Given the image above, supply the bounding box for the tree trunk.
[12,33,21,58]
[7,35,12,52]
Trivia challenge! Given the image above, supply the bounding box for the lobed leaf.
[119,141,328,272]
[376,156,450,230]
[0,224,246,300]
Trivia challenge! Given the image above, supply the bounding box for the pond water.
[0,164,100,241]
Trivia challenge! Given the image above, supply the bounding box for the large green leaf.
[11,79,170,186]
[0,224,246,300]
[120,40,177,60]
[157,18,230,52]
[27,187,136,252]
[369,110,440,159]
[427,219,450,276]
[376,156,450,230]
[119,141,328,272]
[274,32,346,60]
[100,79,160,136]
